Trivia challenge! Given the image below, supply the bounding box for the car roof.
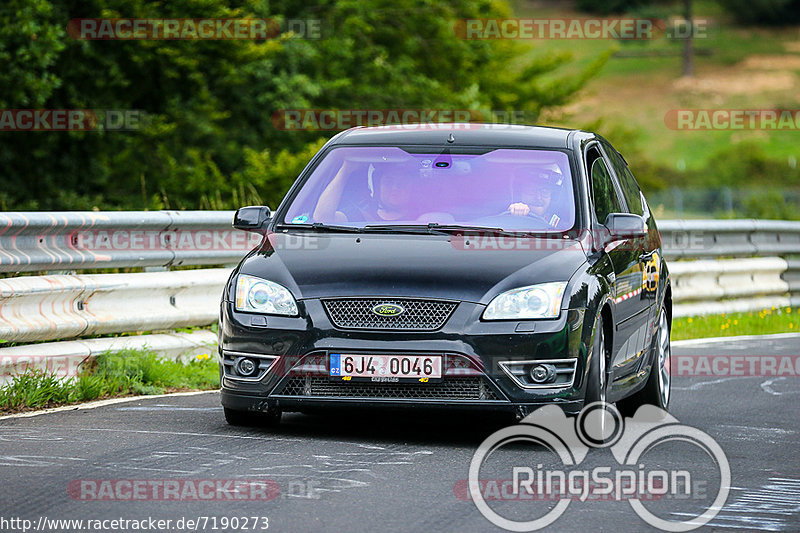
[329,123,594,149]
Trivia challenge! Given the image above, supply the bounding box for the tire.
[617,305,671,416]
[585,314,609,407]
[224,407,282,427]
[581,315,612,443]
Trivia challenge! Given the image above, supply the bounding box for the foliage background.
[1,0,798,219]
[0,0,604,211]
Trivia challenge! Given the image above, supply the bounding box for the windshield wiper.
[364,223,541,237]
[276,223,364,233]
[363,223,453,235]
[282,222,554,238]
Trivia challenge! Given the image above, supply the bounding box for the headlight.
[483,282,567,320]
[235,274,298,316]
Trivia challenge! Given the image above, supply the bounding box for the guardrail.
[1,212,799,382]
[0,211,259,272]
[2,213,799,273]
[658,219,800,260]
[669,257,800,317]
[0,269,229,343]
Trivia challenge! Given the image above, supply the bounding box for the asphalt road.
[1,334,798,533]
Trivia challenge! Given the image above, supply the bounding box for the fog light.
[235,357,258,377]
[529,364,556,384]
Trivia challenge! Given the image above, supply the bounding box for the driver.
[506,167,562,227]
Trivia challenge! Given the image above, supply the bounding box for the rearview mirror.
[604,213,647,242]
[233,206,271,231]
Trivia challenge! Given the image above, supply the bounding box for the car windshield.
[281,146,576,232]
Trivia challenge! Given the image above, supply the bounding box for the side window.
[589,152,621,225]
[605,146,644,216]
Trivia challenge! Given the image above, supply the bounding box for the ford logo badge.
[372,303,405,317]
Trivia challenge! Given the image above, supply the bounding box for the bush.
[716,0,800,25]
[740,190,800,220]
[576,0,654,15]
[702,141,800,188]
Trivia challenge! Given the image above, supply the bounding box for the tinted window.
[605,147,644,216]
[590,157,621,225]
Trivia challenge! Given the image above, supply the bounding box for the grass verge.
[672,306,800,341]
[0,348,219,414]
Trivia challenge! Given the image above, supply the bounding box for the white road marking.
[761,377,786,396]
[0,426,304,443]
[115,406,221,411]
[246,447,436,497]
[0,455,87,467]
[712,424,796,444]
[673,477,800,531]
[672,376,743,390]
[672,332,800,347]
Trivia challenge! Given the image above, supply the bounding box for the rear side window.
[589,155,621,225]
[605,147,644,216]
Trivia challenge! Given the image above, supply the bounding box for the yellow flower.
[195,353,211,361]
[786,308,792,314]
[734,320,738,325]
[687,317,693,323]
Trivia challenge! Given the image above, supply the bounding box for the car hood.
[236,232,588,304]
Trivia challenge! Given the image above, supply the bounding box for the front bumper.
[219,299,590,416]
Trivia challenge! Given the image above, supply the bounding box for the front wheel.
[617,305,671,416]
[581,315,612,443]
[585,314,608,407]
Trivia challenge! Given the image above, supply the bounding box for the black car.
[218,124,671,426]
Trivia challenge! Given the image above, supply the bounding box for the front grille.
[322,298,457,330]
[276,377,500,400]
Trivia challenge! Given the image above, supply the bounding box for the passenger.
[313,161,416,223]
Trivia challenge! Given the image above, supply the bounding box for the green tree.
[0,0,604,211]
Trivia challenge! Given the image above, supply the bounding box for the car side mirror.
[604,213,647,242]
[233,206,271,231]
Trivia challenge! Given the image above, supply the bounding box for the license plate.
[329,354,442,382]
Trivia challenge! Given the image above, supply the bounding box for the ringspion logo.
[467,404,730,531]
